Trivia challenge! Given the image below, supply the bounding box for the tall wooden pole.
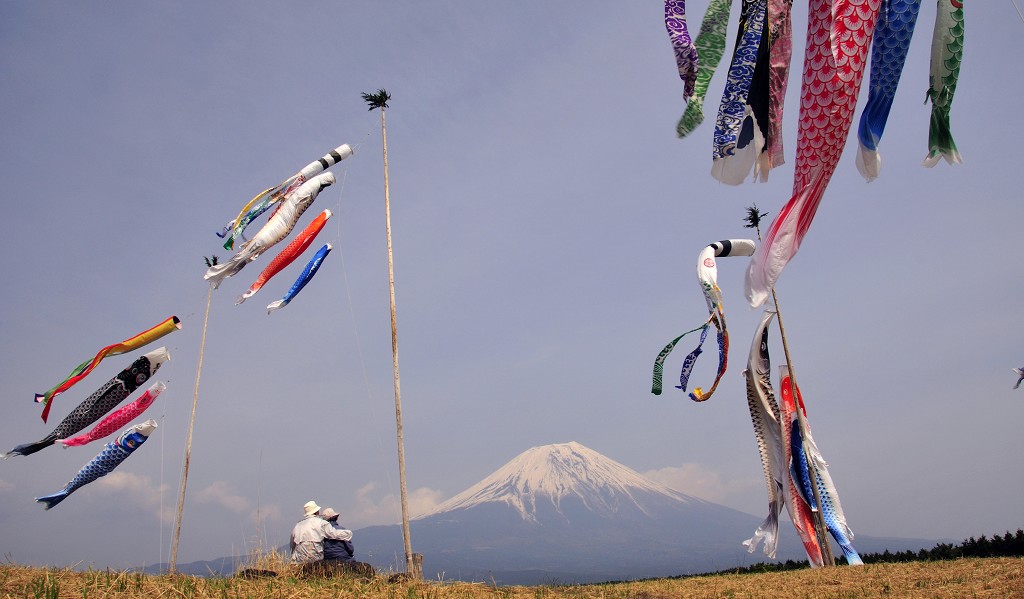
[373,93,417,578]
[170,281,212,573]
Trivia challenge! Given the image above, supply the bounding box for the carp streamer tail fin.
[742,495,781,559]
[923,102,962,167]
[35,490,70,510]
[4,440,51,459]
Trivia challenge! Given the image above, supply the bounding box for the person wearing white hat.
[289,500,354,563]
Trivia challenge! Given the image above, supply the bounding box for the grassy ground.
[1,557,1021,598]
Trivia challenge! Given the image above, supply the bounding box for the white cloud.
[195,480,250,513]
[341,482,446,527]
[94,471,173,523]
[250,502,281,526]
[643,463,759,505]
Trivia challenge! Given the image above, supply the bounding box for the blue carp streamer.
[856,0,922,181]
[36,420,157,510]
[267,243,332,314]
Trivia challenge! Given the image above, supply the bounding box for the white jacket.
[289,515,353,563]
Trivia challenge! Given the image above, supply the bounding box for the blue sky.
[1,2,1020,570]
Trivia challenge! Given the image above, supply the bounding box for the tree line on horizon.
[690,529,1024,577]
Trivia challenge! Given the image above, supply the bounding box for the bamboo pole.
[170,282,212,573]
[769,289,835,566]
[746,208,834,566]
[371,92,417,579]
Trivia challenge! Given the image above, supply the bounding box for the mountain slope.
[358,442,779,583]
[427,441,699,521]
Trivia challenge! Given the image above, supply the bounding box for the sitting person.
[320,507,375,576]
[319,508,354,561]
[289,500,353,563]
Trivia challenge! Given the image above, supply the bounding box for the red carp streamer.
[745,0,881,307]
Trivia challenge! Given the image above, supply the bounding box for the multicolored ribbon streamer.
[219,144,352,250]
[651,316,713,395]
[651,239,755,402]
[35,316,180,422]
[205,173,335,289]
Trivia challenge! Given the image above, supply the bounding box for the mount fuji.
[355,442,802,583]
[355,442,936,584]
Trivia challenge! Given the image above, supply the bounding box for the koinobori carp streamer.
[856,0,923,181]
[237,209,332,304]
[266,244,332,314]
[745,0,881,307]
[923,0,964,167]
[219,144,352,250]
[711,0,770,185]
[5,348,168,458]
[204,173,335,288]
[35,315,179,422]
[741,310,786,559]
[779,367,862,566]
[36,420,157,510]
[57,381,165,448]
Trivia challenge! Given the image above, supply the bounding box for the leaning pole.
[170,277,214,573]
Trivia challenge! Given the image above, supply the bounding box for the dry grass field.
[1,557,1021,598]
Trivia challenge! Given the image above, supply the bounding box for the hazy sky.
[2,2,1020,571]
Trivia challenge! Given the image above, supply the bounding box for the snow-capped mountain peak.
[421,441,693,521]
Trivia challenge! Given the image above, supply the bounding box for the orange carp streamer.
[236,209,332,305]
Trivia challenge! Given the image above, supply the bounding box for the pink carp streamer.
[36,316,180,422]
[237,209,332,305]
[57,381,165,447]
[745,0,881,307]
